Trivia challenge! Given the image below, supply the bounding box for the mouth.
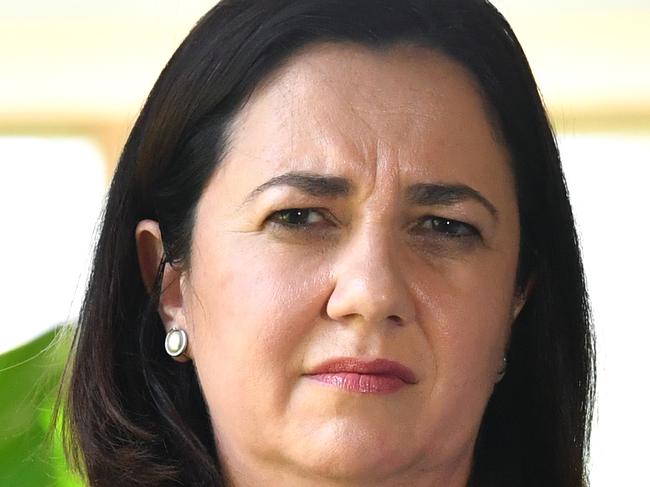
[305,357,417,394]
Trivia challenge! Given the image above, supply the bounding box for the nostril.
[388,315,403,325]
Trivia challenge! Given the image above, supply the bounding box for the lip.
[305,358,417,394]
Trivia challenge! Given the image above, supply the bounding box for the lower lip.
[307,373,407,394]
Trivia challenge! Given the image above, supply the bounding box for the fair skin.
[136,43,529,486]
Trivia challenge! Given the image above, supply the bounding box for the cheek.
[415,246,518,402]
[185,234,329,421]
[404,249,518,451]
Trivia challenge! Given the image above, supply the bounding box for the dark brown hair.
[58,0,595,485]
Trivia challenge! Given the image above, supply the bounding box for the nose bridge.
[326,219,414,327]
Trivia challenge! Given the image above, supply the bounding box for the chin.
[286,418,420,482]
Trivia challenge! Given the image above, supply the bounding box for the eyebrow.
[243,171,498,220]
[406,183,498,219]
[243,171,351,205]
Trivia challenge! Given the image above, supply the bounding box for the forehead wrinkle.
[263,64,358,162]
[274,49,442,160]
[238,45,418,167]
[244,40,503,146]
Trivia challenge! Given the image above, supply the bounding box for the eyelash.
[265,208,480,239]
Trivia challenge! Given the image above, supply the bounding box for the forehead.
[217,42,511,198]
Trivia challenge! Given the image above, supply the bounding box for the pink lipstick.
[306,358,417,394]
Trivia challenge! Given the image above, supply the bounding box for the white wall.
[0,137,105,354]
[559,134,650,485]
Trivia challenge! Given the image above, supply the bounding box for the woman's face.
[168,44,524,485]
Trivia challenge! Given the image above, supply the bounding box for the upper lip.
[307,358,418,384]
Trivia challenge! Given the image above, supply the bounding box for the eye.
[414,216,480,238]
[265,208,329,231]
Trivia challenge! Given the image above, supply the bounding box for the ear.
[135,219,192,362]
[511,274,536,323]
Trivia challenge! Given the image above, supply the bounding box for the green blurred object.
[0,327,84,487]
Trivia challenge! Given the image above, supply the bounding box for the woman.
[59,0,595,485]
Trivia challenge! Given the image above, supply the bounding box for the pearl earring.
[164,327,188,358]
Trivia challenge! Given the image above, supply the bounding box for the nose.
[325,224,415,328]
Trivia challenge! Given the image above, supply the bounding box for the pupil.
[285,209,307,225]
[433,218,461,234]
